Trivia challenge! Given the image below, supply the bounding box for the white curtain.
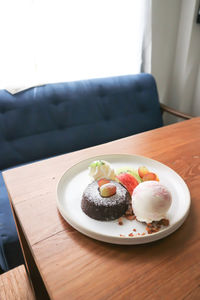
[0,0,146,93]
[168,0,200,118]
[151,0,200,123]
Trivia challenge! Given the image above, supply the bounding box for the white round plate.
[57,154,190,245]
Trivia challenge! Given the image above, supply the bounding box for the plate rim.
[56,153,191,245]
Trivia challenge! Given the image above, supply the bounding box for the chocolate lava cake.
[81,180,131,221]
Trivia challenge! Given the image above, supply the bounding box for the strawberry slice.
[116,173,139,195]
[138,166,149,178]
[97,178,110,187]
[142,172,157,181]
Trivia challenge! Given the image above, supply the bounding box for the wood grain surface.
[3,117,200,300]
[0,265,35,300]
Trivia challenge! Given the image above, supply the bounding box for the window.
[0,0,146,92]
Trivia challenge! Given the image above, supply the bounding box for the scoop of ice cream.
[89,160,116,180]
[132,181,172,223]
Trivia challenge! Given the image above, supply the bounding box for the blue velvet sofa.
[0,73,164,272]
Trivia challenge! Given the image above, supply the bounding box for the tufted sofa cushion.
[0,74,163,171]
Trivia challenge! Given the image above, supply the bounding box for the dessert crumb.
[146,219,169,234]
[125,205,133,216]
[128,232,134,237]
[118,217,123,225]
[125,215,136,221]
[158,218,169,226]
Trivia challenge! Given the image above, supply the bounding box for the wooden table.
[3,117,200,300]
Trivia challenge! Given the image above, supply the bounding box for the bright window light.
[0,0,146,90]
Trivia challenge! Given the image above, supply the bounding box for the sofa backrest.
[0,73,163,170]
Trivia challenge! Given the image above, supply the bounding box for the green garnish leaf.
[89,160,105,168]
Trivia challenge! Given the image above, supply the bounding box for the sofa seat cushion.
[0,172,24,271]
[0,74,163,170]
